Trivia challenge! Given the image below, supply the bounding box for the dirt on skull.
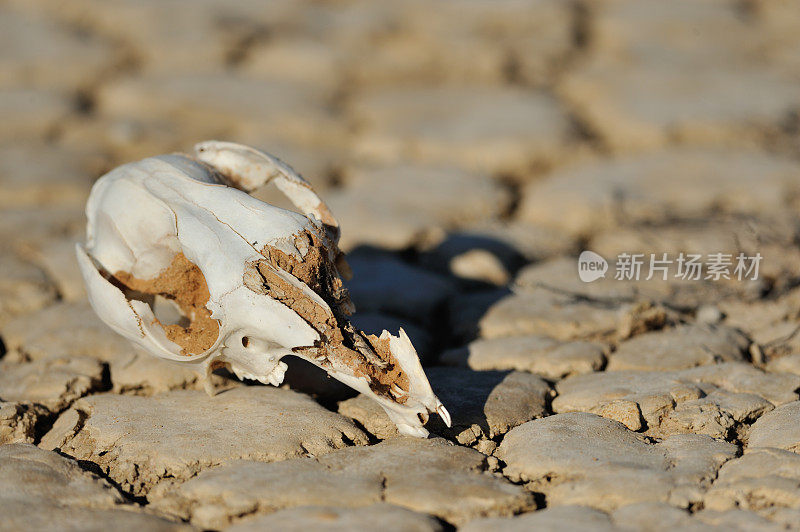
[112,252,219,356]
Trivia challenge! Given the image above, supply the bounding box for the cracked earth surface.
[2,0,800,530]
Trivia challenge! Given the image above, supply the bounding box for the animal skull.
[76,140,450,437]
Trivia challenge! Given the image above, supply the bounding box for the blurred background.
[5,3,800,527]
[1,0,799,359]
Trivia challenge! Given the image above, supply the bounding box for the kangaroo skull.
[76,140,450,437]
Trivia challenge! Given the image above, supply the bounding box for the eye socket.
[241,336,250,348]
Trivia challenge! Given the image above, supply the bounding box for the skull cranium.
[76,140,450,437]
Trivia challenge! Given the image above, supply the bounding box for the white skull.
[76,140,450,437]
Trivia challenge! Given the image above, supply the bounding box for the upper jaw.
[326,327,451,437]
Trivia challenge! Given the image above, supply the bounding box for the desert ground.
[2,0,800,530]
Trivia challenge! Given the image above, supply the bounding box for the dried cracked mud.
[2,0,800,530]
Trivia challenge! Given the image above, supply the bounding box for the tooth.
[390,383,407,398]
[437,403,452,428]
[266,361,288,387]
